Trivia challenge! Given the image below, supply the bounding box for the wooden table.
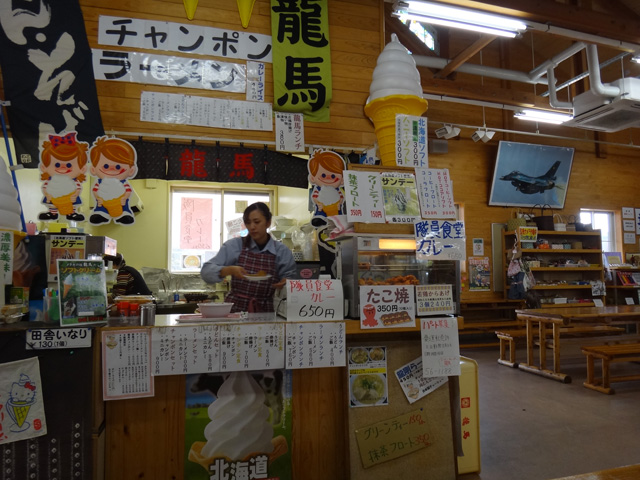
[515,306,640,383]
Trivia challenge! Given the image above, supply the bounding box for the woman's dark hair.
[243,202,272,224]
[104,253,124,267]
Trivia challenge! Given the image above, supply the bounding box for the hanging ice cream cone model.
[183,0,198,20]
[364,33,428,166]
[51,193,75,216]
[237,0,257,28]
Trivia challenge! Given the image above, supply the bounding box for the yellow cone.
[237,0,257,28]
[364,95,428,167]
[183,0,198,20]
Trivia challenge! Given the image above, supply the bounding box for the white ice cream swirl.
[368,33,424,102]
[201,372,274,460]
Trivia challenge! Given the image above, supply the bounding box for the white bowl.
[198,302,233,317]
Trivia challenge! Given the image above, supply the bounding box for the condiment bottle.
[117,301,130,317]
[129,303,140,318]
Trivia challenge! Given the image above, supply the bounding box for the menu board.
[415,285,455,316]
[344,170,385,223]
[395,115,428,167]
[415,168,455,218]
[219,323,285,372]
[102,329,154,400]
[285,322,346,369]
[151,325,220,376]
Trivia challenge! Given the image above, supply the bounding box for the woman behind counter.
[201,202,296,313]
[104,253,152,297]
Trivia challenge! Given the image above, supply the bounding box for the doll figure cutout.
[38,132,89,222]
[89,136,138,226]
[308,149,346,228]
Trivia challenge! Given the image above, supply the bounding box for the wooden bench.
[582,343,640,394]
[496,325,626,368]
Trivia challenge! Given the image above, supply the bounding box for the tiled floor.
[457,344,640,480]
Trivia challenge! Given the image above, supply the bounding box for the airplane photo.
[499,161,561,195]
[489,141,574,208]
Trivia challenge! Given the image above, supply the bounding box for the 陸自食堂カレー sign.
[286,278,343,321]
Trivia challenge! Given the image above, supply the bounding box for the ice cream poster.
[0,357,47,445]
[185,370,293,480]
[89,136,139,226]
[57,259,107,326]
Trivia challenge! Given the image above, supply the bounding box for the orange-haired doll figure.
[38,132,89,222]
[308,150,346,227]
[89,136,138,225]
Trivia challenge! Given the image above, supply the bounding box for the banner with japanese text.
[270,0,332,122]
[414,220,466,261]
[0,0,104,167]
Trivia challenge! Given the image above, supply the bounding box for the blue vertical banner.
[0,0,104,167]
[270,0,332,122]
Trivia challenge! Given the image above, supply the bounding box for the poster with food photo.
[348,346,388,408]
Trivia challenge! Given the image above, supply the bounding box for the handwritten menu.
[151,325,219,376]
[421,317,460,377]
[355,409,433,468]
[415,285,454,316]
[395,114,428,167]
[180,197,213,249]
[344,170,385,223]
[286,278,344,321]
[219,323,285,372]
[102,329,154,400]
[359,285,416,329]
[415,168,456,218]
[348,346,388,408]
[414,220,466,261]
[395,356,447,404]
[285,322,346,369]
[275,112,305,152]
[246,61,266,102]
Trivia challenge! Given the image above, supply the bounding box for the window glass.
[169,188,272,273]
[580,209,616,252]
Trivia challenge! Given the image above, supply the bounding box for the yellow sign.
[354,409,433,468]
[235,200,248,214]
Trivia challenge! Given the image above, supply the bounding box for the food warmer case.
[336,234,461,318]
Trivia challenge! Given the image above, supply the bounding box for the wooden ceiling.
[384,0,640,113]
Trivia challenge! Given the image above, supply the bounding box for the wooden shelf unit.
[606,266,640,305]
[503,230,605,308]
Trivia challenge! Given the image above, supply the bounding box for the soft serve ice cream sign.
[188,372,289,479]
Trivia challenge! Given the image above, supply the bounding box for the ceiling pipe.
[528,42,586,81]
[546,67,573,110]
[585,44,621,97]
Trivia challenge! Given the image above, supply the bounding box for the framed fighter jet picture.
[488,141,574,209]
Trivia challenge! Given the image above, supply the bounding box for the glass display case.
[336,234,460,318]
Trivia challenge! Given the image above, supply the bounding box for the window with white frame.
[580,209,616,252]
[169,187,273,273]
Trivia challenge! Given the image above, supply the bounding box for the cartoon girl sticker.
[308,150,346,227]
[88,136,138,225]
[38,132,89,221]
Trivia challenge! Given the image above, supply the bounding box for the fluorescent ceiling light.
[514,109,573,125]
[435,124,460,139]
[394,1,527,38]
[632,55,640,64]
[472,129,495,143]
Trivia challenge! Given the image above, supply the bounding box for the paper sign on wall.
[395,356,447,404]
[415,168,455,218]
[348,346,388,408]
[415,284,454,316]
[421,317,460,377]
[354,409,433,468]
[415,220,466,260]
[286,278,343,321]
[275,112,305,152]
[285,322,346,369]
[246,61,266,101]
[359,284,415,329]
[0,230,13,284]
[344,170,385,223]
[219,323,285,372]
[151,325,220,376]
[102,329,154,400]
[395,114,428,167]
[381,172,421,224]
